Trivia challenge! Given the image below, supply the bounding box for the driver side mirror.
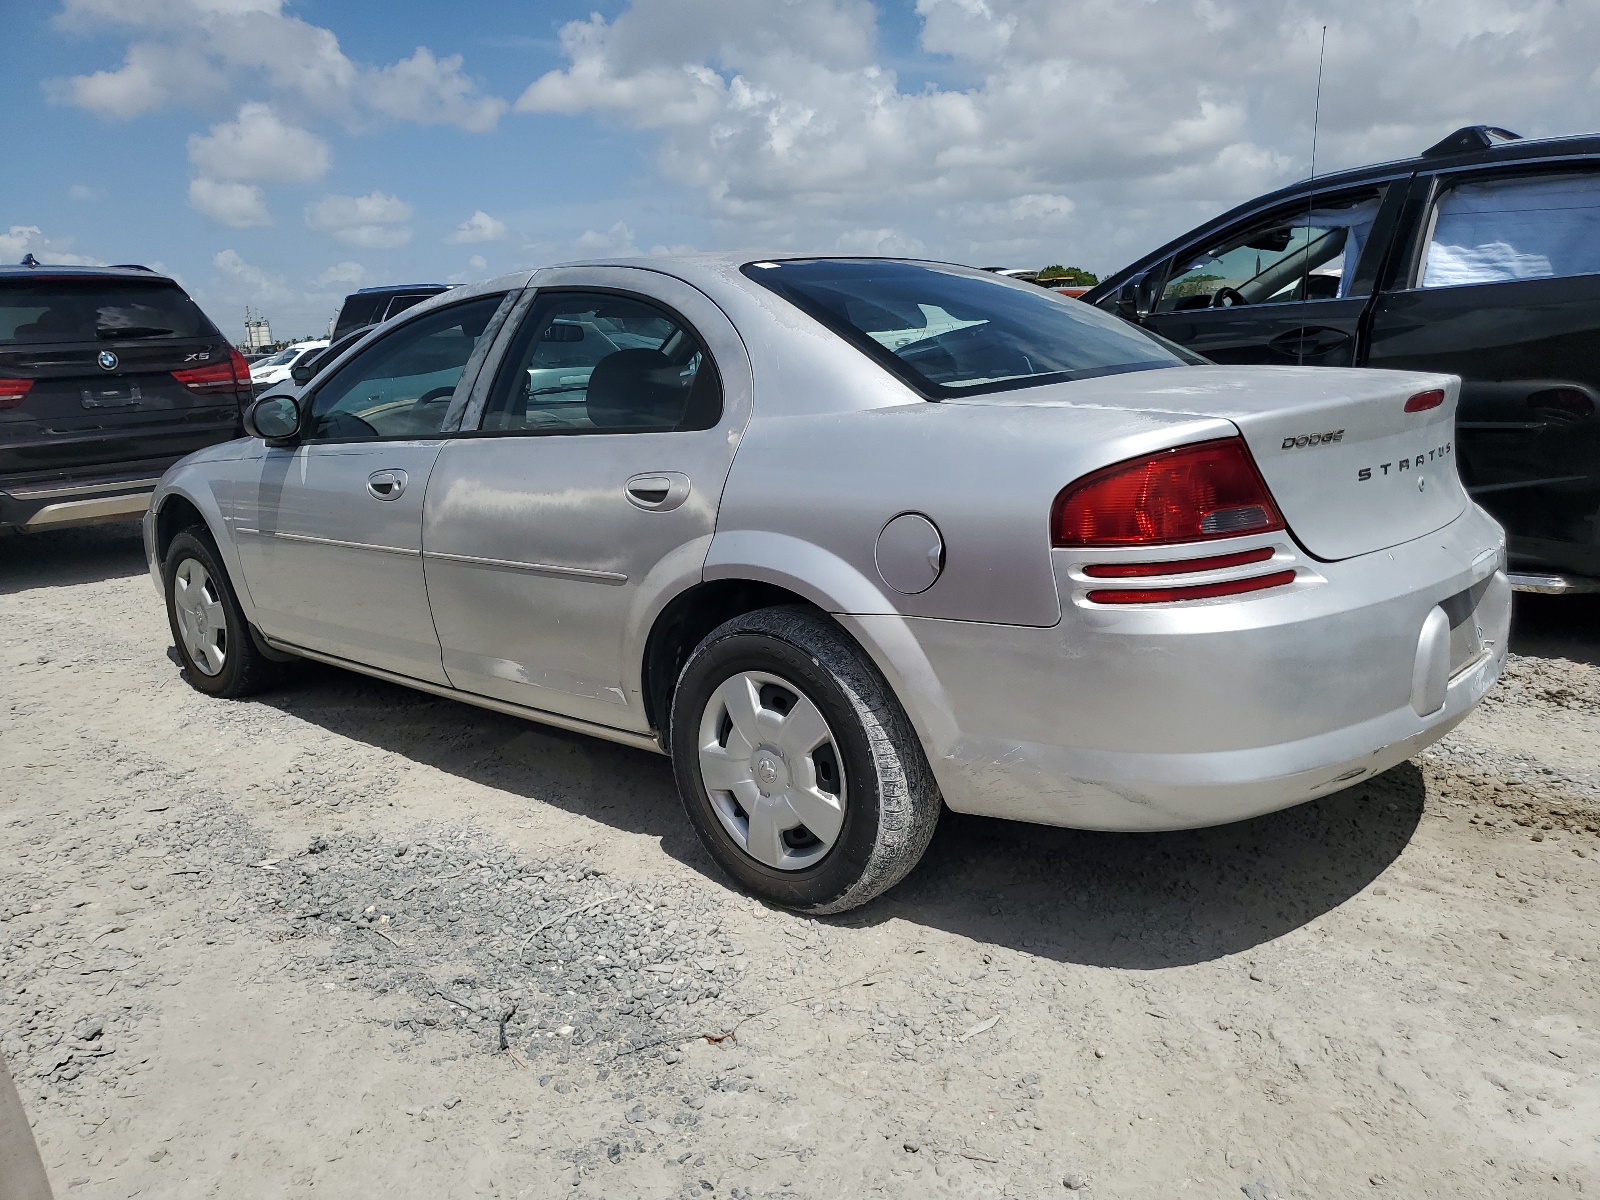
[1114,269,1161,323]
[291,353,323,385]
[243,392,303,445]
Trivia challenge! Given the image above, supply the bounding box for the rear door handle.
[366,469,408,500]
[625,472,691,512]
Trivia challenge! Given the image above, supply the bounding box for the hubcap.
[172,557,227,677]
[696,670,846,871]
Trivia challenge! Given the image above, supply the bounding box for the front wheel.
[163,528,286,698]
[669,606,941,914]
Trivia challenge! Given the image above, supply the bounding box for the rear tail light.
[1404,389,1445,413]
[173,347,252,397]
[1052,438,1286,548]
[1087,569,1298,605]
[0,378,34,410]
[1082,546,1274,579]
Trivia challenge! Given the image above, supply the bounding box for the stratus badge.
[97,350,119,371]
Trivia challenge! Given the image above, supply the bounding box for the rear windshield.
[743,259,1195,398]
[0,278,218,345]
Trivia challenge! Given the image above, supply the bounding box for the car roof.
[1233,128,1600,205]
[1084,127,1600,301]
[348,283,449,295]
[0,263,177,284]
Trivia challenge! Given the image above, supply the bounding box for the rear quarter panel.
[711,399,1232,626]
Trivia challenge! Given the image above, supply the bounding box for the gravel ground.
[1,522,1596,1199]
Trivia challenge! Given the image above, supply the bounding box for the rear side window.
[332,293,386,336]
[744,259,1193,399]
[384,293,434,321]
[1422,172,1600,287]
[1,279,218,345]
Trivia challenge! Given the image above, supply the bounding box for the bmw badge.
[97,350,119,371]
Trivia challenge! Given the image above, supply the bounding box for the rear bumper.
[865,504,1509,831]
[0,474,159,531]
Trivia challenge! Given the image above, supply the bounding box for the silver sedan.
[145,256,1510,912]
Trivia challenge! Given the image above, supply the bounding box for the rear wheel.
[163,528,286,697]
[669,606,940,914]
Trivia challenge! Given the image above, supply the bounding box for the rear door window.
[1421,172,1600,287]
[479,291,722,433]
[1,279,218,344]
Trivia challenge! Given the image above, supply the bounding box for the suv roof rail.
[109,263,156,272]
[1421,125,1522,158]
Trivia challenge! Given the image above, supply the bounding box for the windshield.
[256,344,322,369]
[0,278,217,345]
[743,259,1194,398]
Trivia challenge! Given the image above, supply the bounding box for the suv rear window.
[743,259,1194,398]
[1,278,218,345]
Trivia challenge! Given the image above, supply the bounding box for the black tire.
[163,528,286,698]
[669,606,941,914]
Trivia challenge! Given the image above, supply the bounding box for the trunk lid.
[952,364,1468,561]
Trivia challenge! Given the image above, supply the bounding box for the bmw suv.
[1,263,250,534]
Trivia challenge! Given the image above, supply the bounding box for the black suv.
[1,264,249,533]
[1086,126,1600,592]
[331,283,450,339]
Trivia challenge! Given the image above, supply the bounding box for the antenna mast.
[1299,24,1328,366]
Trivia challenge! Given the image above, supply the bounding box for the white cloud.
[512,0,1600,270]
[189,177,271,227]
[314,261,366,288]
[51,0,505,132]
[446,210,509,244]
[367,48,507,132]
[67,184,102,201]
[214,248,298,308]
[834,228,926,255]
[188,102,330,183]
[573,221,639,256]
[446,253,491,284]
[0,225,105,266]
[49,40,228,118]
[305,191,413,248]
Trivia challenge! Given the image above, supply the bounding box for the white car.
[248,340,328,393]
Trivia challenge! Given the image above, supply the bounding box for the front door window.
[1159,194,1382,311]
[308,295,504,441]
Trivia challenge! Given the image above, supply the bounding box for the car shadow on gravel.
[255,660,717,868]
[868,763,1425,969]
[0,520,147,596]
[256,659,1424,972]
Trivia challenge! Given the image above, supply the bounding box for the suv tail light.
[1052,437,1286,547]
[173,347,252,398]
[0,378,34,411]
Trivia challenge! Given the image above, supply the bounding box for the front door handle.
[1268,325,1352,358]
[366,469,408,501]
[625,472,691,512]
